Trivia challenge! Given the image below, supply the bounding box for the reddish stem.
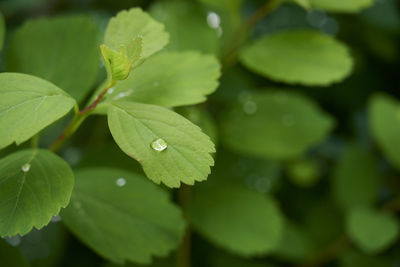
[79,87,110,115]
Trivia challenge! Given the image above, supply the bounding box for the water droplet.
[321,18,339,35]
[113,89,133,100]
[21,163,31,172]
[62,147,81,166]
[282,114,295,127]
[245,174,271,193]
[243,101,258,115]
[5,236,21,247]
[51,215,61,223]
[151,138,168,152]
[307,10,327,28]
[207,12,221,29]
[116,177,126,187]
[107,87,115,94]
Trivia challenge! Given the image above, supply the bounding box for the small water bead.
[5,236,21,247]
[113,89,133,100]
[307,10,327,28]
[51,215,61,223]
[21,163,31,172]
[206,12,221,29]
[116,177,126,187]
[62,147,82,166]
[243,101,258,115]
[151,138,168,152]
[107,87,115,94]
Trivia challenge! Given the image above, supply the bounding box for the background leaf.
[104,51,221,107]
[221,90,334,160]
[61,168,185,264]
[369,94,400,170]
[332,145,381,210]
[0,149,74,237]
[273,222,314,261]
[107,101,215,188]
[150,1,220,54]
[0,239,29,267]
[239,30,353,86]
[197,0,243,12]
[309,0,374,13]
[0,12,4,52]
[0,73,76,149]
[188,180,284,256]
[7,15,100,101]
[104,8,169,59]
[346,207,399,253]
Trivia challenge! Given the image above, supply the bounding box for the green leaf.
[332,145,380,210]
[19,223,67,266]
[150,1,220,54]
[7,15,100,101]
[60,168,185,264]
[346,207,399,253]
[0,12,5,51]
[197,0,243,12]
[239,30,353,86]
[100,37,142,85]
[179,107,218,144]
[369,94,400,170]
[274,222,314,261]
[221,90,334,160]
[107,101,215,188]
[0,149,74,237]
[104,8,169,59]
[286,159,320,187]
[0,239,29,267]
[287,0,311,9]
[211,251,275,267]
[188,181,284,256]
[104,51,221,107]
[100,45,131,83]
[0,73,76,149]
[339,250,392,267]
[309,0,374,13]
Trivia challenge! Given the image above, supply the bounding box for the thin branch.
[222,0,280,68]
[48,84,112,152]
[176,185,192,267]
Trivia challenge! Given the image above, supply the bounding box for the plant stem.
[222,0,281,68]
[176,185,192,267]
[48,84,113,152]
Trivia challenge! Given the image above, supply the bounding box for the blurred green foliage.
[1,0,400,266]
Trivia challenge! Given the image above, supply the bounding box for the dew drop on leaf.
[107,87,115,94]
[243,100,258,115]
[21,163,31,172]
[151,138,168,151]
[206,12,220,29]
[116,177,127,187]
[5,235,21,247]
[51,215,61,223]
